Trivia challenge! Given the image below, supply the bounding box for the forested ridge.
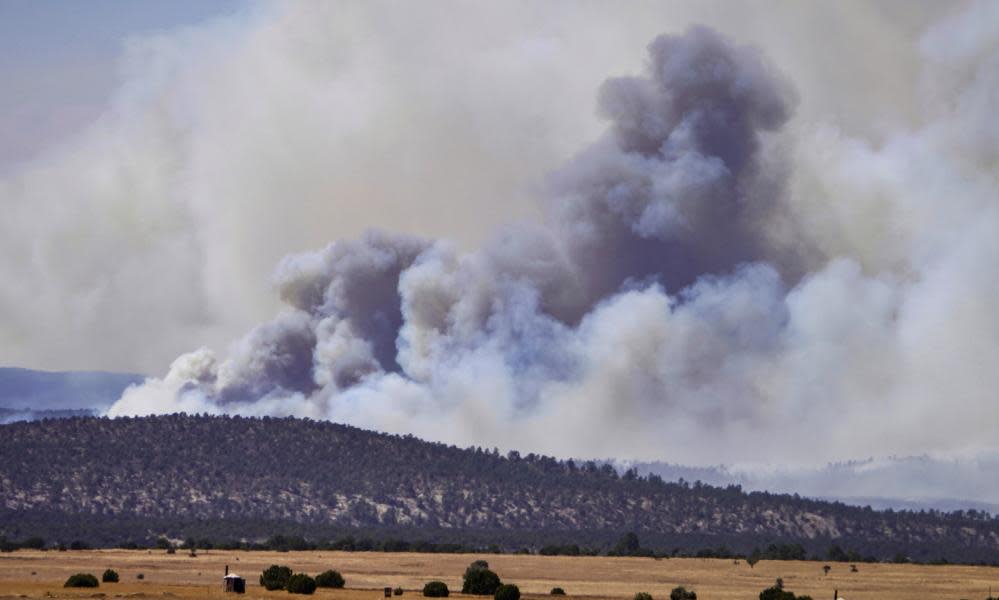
[2,414,998,563]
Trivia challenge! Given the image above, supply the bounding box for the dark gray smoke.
[547,25,798,313]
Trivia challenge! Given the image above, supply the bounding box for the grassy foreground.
[0,550,996,600]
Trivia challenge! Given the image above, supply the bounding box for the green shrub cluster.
[64,573,99,588]
[495,584,521,600]
[315,570,346,588]
[287,573,317,595]
[261,565,342,594]
[463,560,502,595]
[759,579,812,600]
[261,565,293,590]
[102,569,119,583]
[670,587,696,600]
[423,581,449,597]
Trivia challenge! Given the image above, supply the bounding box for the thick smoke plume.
[107,8,999,469]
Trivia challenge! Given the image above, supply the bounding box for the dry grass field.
[0,550,996,600]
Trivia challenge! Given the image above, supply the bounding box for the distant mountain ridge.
[2,414,999,563]
[617,457,999,514]
[0,367,143,419]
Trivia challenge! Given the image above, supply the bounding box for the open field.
[1,550,997,600]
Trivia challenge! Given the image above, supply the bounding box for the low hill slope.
[2,414,997,562]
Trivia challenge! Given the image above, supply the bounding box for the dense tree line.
[2,414,999,564]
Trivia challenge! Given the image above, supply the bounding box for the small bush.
[64,573,99,588]
[166,547,176,555]
[260,565,293,591]
[394,587,404,596]
[102,569,119,583]
[423,581,450,597]
[551,588,566,596]
[287,573,317,595]
[759,580,811,600]
[463,562,502,595]
[670,587,696,600]
[137,573,145,580]
[315,570,346,589]
[634,593,653,600]
[495,584,520,600]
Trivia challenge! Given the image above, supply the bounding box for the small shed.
[223,565,245,594]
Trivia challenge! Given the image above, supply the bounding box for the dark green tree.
[423,581,449,597]
[315,570,346,588]
[287,573,317,595]
[495,584,520,600]
[64,573,99,588]
[613,532,641,556]
[102,569,119,583]
[463,562,501,595]
[260,565,293,591]
[670,587,696,600]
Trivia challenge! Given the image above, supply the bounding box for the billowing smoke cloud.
[108,4,999,472]
[0,1,992,471]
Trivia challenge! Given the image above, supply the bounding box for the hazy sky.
[0,0,246,171]
[4,1,998,468]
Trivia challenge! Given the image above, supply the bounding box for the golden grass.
[0,549,996,600]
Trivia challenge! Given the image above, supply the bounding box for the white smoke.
[3,2,997,469]
[107,3,999,470]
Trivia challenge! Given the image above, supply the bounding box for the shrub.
[102,569,119,583]
[759,587,794,600]
[670,587,696,600]
[495,584,520,600]
[423,581,449,597]
[287,573,317,595]
[759,580,811,600]
[166,547,176,555]
[137,573,145,580]
[463,562,502,595]
[64,573,99,588]
[634,593,653,600]
[551,588,566,596]
[315,570,346,588]
[395,587,404,596]
[260,565,293,591]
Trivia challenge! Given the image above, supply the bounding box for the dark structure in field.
[223,565,245,594]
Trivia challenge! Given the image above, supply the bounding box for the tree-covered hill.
[2,414,998,563]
